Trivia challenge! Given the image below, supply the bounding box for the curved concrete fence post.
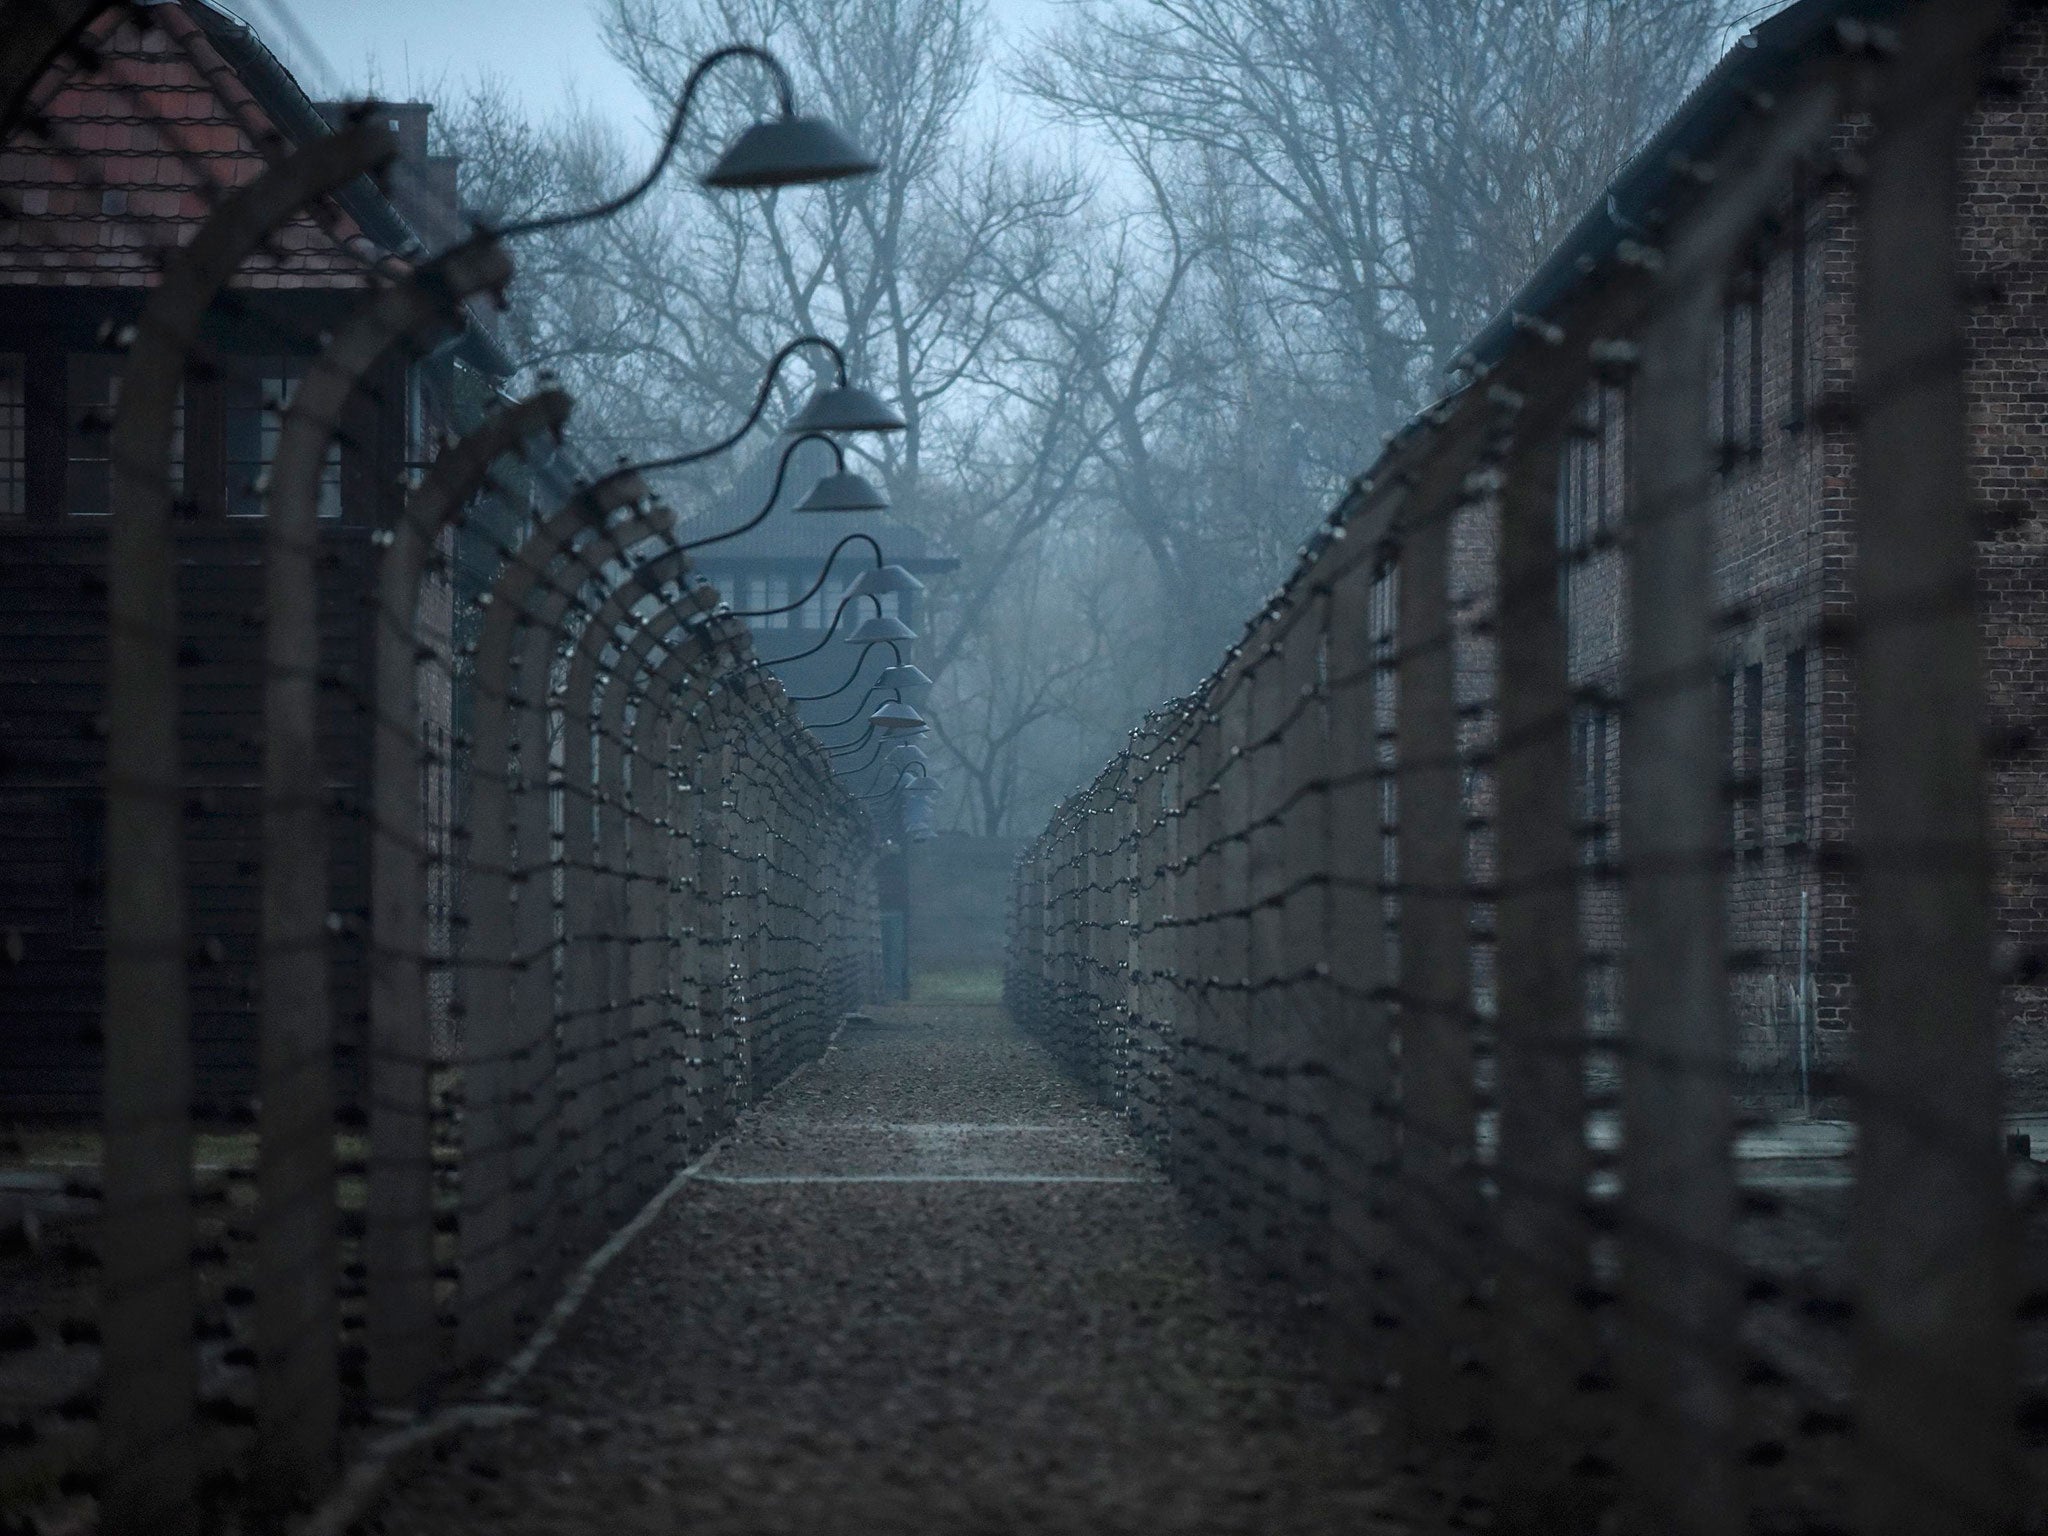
[592,611,680,1214]
[609,624,676,1182]
[526,531,669,1264]
[1852,6,2020,1533]
[365,390,571,1414]
[1612,77,1842,1536]
[455,470,659,1369]
[609,606,710,1175]
[257,234,514,1513]
[100,119,397,1536]
[645,599,740,1147]
[554,550,692,1224]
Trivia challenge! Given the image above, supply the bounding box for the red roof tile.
[0,4,376,290]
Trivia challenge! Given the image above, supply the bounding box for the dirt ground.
[357,1004,1422,1536]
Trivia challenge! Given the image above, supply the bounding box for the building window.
[1741,660,1764,858]
[0,355,23,516]
[1592,386,1610,539]
[225,360,341,519]
[1577,704,1614,864]
[1786,167,1809,434]
[744,574,792,630]
[1721,301,1737,469]
[67,355,117,516]
[1747,259,1765,460]
[814,578,855,634]
[69,795,105,935]
[67,355,182,516]
[1721,667,1739,851]
[1784,647,1809,847]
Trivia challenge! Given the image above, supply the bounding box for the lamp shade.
[870,700,927,731]
[784,382,906,435]
[884,742,929,767]
[877,664,934,695]
[793,469,890,513]
[845,614,917,645]
[701,114,879,190]
[848,564,924,600]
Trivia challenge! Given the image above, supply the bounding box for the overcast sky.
[251,0,1060,147]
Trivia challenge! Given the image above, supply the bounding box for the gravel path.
[360,1003,1417,1535]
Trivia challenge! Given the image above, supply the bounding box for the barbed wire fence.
[0,5,882,1532]
[1010,3,2043,1533]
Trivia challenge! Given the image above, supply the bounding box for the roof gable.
[0,2,378,289]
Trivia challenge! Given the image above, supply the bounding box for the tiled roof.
[0,3,381,288]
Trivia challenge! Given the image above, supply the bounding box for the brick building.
[1454,0,2048,1101]
[0,1,519,1115]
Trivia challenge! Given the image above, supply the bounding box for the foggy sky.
[257,0,1059,145]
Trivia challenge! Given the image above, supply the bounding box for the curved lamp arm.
[728,531,884,616]
[785,639,905,702]
[498,44,797,237]
[809,684,898,734]
[638,336,847,476]
[825,723,882,761]
[855,762,928,801]
[677,430,843,557]
[757,591,880,666]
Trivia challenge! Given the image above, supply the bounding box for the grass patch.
[909,967,1004,1004]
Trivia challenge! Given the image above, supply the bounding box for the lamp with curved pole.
[784,639,906,702]
[755,589,898,667]
[725,531,886,617]
[636,335,903,483]
[855,761,931,801]
[803,680,899,732]
[497,44,876,238]
[675,430,855,557]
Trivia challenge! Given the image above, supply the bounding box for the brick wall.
[1532,16,2048,1104]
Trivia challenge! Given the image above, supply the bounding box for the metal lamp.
[794,469,890,513]
[877,663,933,698]
[785,380,906,435]
[848,565,923,601]
[845,614,917,645]
[703,114,879,190]
[870,700,927,731]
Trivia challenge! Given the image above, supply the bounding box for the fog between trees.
[438,0,1738,835]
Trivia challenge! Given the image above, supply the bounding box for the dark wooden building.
[0,1,512,1117]
[680,436,957,741]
